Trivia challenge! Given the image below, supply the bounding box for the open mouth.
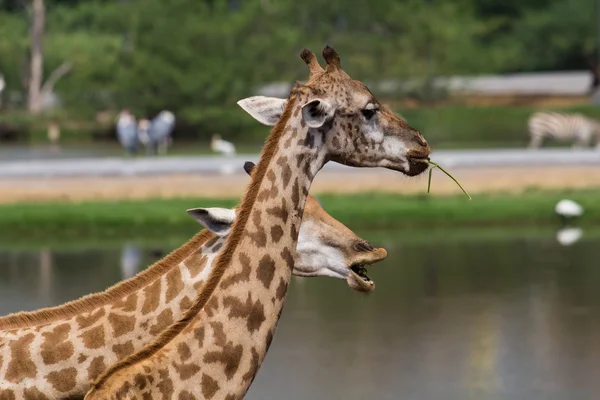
[350,263,372,283]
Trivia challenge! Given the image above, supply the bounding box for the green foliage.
[0,0,597,133]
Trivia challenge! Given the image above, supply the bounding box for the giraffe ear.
[186,208,236,236]
[243,161,256,176]
[237,96,287,126]
[301,99,334,128]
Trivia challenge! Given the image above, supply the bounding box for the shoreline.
[1,164,600,204]
[1,188,598,241]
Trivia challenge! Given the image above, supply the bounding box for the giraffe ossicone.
[85,46,430,400]
[0,160,386,400]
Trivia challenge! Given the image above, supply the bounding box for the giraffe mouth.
[350,264,372,283]
[346,247,386,292]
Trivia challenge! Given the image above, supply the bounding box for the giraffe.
[0,162,387,400]
[84,46,430,400]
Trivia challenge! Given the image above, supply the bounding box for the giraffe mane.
[0,229,213,331]
[89,93,299,391]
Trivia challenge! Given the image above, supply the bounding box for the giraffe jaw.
[346,247,387,293]
[348,264,374,292]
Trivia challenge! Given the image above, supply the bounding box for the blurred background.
[1,0,600,399]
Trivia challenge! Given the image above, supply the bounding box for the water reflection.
[0,230,599,399]
[556,227,583,246]
[120,243,142,279]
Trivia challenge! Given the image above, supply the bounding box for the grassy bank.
[0,188,598,242]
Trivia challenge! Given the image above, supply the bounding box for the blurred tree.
[0,0,596,127]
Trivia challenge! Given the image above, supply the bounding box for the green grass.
[1,188,598,242]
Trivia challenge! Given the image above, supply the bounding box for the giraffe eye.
[361,108,378,120]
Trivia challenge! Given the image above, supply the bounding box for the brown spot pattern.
[270,225,284,243]
[46,367,77,393]
[88,356,107,381]
[141,279,162,315]
[5,333,37,382]
[177,343,192,361]
[79,325,105,349]
[23,387,49,400]
[76,308,106,329]
[204,343,243,380]
[277,156,292,188]
[266,198,289,223]
[281,247,294,269]
[179,391,197,400]
[0,390,15,400]
[149,309,174,335]
[179,296,193,312]
[173,362,201,380]
[108,313,136,337]
[276,277,288,301]
[247,212,267,247]
[223,293,266,333]
[157,369,175,400]
[112,292,138,312]
[134,373,147,390]
[204,296,220,318]
[291,178,300,208]
[210,322,226,347]
[242,348,261,383]
[204,236,219,248]
[113,341,135,359]
[220,253,252,289]
[256,254,276,289]
[194,326,205,347]
[186,254,207,278]
[201,374,220,399]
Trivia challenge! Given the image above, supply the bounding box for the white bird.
[0,73,5,94]
[556,227,583,246]
[555,199,583,224]
[211,134,236,156]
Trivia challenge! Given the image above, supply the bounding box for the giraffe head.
[186,162,387,292]
[238,46,431,176]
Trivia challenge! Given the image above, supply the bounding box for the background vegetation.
[0,0,598,146]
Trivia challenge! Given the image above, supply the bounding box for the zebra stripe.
[527,112,600,149]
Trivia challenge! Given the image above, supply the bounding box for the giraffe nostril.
[353,241,374,252]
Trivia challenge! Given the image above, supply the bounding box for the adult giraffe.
[85,46,430,400]
[0,162,386,400]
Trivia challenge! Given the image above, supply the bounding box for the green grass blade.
[428,161,472,200]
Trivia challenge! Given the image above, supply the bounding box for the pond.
[0,227,598,400]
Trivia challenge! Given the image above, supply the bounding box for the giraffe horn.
[322,45,341,71]
[300,48,324,76]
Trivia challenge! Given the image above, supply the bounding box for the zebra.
[527,112,600,149]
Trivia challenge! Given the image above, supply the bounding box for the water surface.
[1,228,598,400]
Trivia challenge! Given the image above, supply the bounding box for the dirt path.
[0,165,598,204]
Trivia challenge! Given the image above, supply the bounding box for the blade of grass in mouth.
[427,160,472,200]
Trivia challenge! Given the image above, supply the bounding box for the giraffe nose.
[416,131,428,147]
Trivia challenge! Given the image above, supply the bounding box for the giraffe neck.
[0,232,227,399]
[86,95,327,400]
